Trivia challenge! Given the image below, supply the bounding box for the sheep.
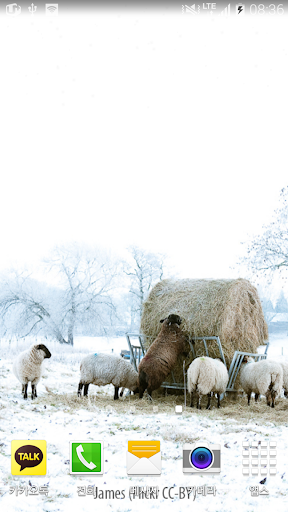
[259,359,288,398]
[264,359,288,398]
[77,353,139,399]
[240,356,283,408]
[138,313,189,399]
[13,343,51,399]
[187,356,229,409]
[277,361,288,398]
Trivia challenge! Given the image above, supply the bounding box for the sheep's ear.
[160,318,167,323]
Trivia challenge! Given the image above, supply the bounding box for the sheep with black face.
[240,356,283,408]
[187,356,229,409]
[138,314,189,399]
[78,353,139,400]
[13,343,51,399]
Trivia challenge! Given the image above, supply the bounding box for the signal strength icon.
[46,3,58,14]
[220,4,230,16]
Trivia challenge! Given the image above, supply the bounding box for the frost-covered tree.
[260,296,276,323]
[123,246,167,328]
[240,187,288,283]
[45,243,120,345]
[275,290,288,314]
[0,271,66,343]
[0,244,120,345]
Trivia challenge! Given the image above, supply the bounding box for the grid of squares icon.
[242,440,277,476]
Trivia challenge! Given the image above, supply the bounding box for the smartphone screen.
[0,1,287,510]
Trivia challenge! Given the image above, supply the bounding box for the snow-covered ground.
[0,334,288,511]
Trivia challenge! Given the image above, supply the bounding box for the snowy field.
[0,333,288,511]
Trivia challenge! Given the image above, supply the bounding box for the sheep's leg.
[197,393,202,410]
[255,393,259,402]
[206,392,212,410]
[146,387,153,400]
[247,393,251,406]
[22,384,25,395]
[190,392,194,408]
[23,383,28,400]
[83,384,89,397]
[120,387,125,397]
[31,384,37,400]
[139,370,148,399]
[217,393,221,408]
[78,382,84,397]
[114,387,119,400]
[266,389,271,407]
[271,390,276,408]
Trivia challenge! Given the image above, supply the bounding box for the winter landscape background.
[0,330,288,511]
[1,5,288,512]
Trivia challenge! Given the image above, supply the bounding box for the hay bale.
[140,278,268,387]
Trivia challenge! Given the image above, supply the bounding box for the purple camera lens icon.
[191,446,213,470]
[183,442,221,474]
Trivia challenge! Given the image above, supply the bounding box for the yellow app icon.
[11,441,47,475]
[127,441,161,475]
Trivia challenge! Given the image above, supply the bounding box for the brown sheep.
[138,314,189,398]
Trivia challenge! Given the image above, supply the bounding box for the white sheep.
[275,361,288,398]
[187,356,229,409]
[240,356,283,408]
[13,343,51,399]
[77,353,139,399]
[264,359,288,398]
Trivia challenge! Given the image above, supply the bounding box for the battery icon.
[236,3,245,14]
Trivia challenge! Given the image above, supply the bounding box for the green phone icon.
[70,441,103,474]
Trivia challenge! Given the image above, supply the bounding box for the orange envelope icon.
[126,441,161,475]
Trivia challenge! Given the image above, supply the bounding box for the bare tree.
[0,244,120,345]
[261,295,276,324]
[46,243,120,345]
[123,245,167,328]
[239,187,288,283]
[0,270,67,343]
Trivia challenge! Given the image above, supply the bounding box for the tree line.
[0,245,168,346]
[1,186,288,345]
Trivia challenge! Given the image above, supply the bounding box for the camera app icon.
[182,442,221,474]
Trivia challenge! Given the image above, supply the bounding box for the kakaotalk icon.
[11,441,47,475]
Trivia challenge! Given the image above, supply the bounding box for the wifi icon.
[46,3,58,14]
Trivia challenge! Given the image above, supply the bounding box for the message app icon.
[127,441,161,475]
[70,441,103,475]
[11,440,47,475]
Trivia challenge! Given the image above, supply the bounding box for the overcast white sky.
[0,13,287,280]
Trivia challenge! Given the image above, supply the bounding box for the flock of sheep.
[12,314,288,409]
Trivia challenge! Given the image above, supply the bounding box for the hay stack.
[140,278,268,386]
